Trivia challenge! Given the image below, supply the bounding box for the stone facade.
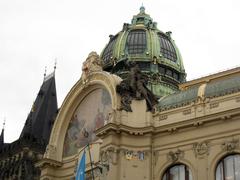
[37,6,240,180]
[38,64,240,180]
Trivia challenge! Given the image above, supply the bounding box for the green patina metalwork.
[157,76,240,111]
[100,6,240,110]
[158,86,199,111]
[205,76,240,98]
[100,6,186,98]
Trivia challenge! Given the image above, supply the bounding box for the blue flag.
[76,151,86,180]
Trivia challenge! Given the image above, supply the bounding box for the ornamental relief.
[167,149,184,163]
[125,151,145,161]
[45,144,57,158]
[193,141,210,158]
[222,139,239,152]
[81,51,102,82]
[159,114,168,120]
[118,148,147,161]
[209,102,219,109]
[183,109,191,115]
[104,109,117,124]
[100,147,118,165]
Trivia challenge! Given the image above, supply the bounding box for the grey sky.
[0,0,239,143]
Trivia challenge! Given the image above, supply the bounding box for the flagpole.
[87,143,95,180]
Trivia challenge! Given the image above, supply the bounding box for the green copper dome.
[100,6,186,97]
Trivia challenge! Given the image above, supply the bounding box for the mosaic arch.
[63,88,112,157]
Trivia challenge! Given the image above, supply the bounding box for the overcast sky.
[0,0,239,143]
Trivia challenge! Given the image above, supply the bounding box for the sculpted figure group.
[116,61,158,112]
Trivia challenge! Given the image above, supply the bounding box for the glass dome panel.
[158,33,177,62]
[126,30,147,55]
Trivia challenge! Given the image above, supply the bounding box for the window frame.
[162,163,192,180]
[215,153,240,180]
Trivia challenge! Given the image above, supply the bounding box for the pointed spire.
[20,71,58,143]
[0,117,5,147]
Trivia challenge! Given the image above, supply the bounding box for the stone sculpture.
[116,61,158,112]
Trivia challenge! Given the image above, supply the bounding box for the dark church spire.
[0,118,5,149]
[0,70,58,180]
[20,71,58,144]
[0,129,3,145]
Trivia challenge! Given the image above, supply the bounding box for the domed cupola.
[100,6,186,97]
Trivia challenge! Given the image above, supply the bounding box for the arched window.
[216,154,240,180]
[162,164,192,180]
